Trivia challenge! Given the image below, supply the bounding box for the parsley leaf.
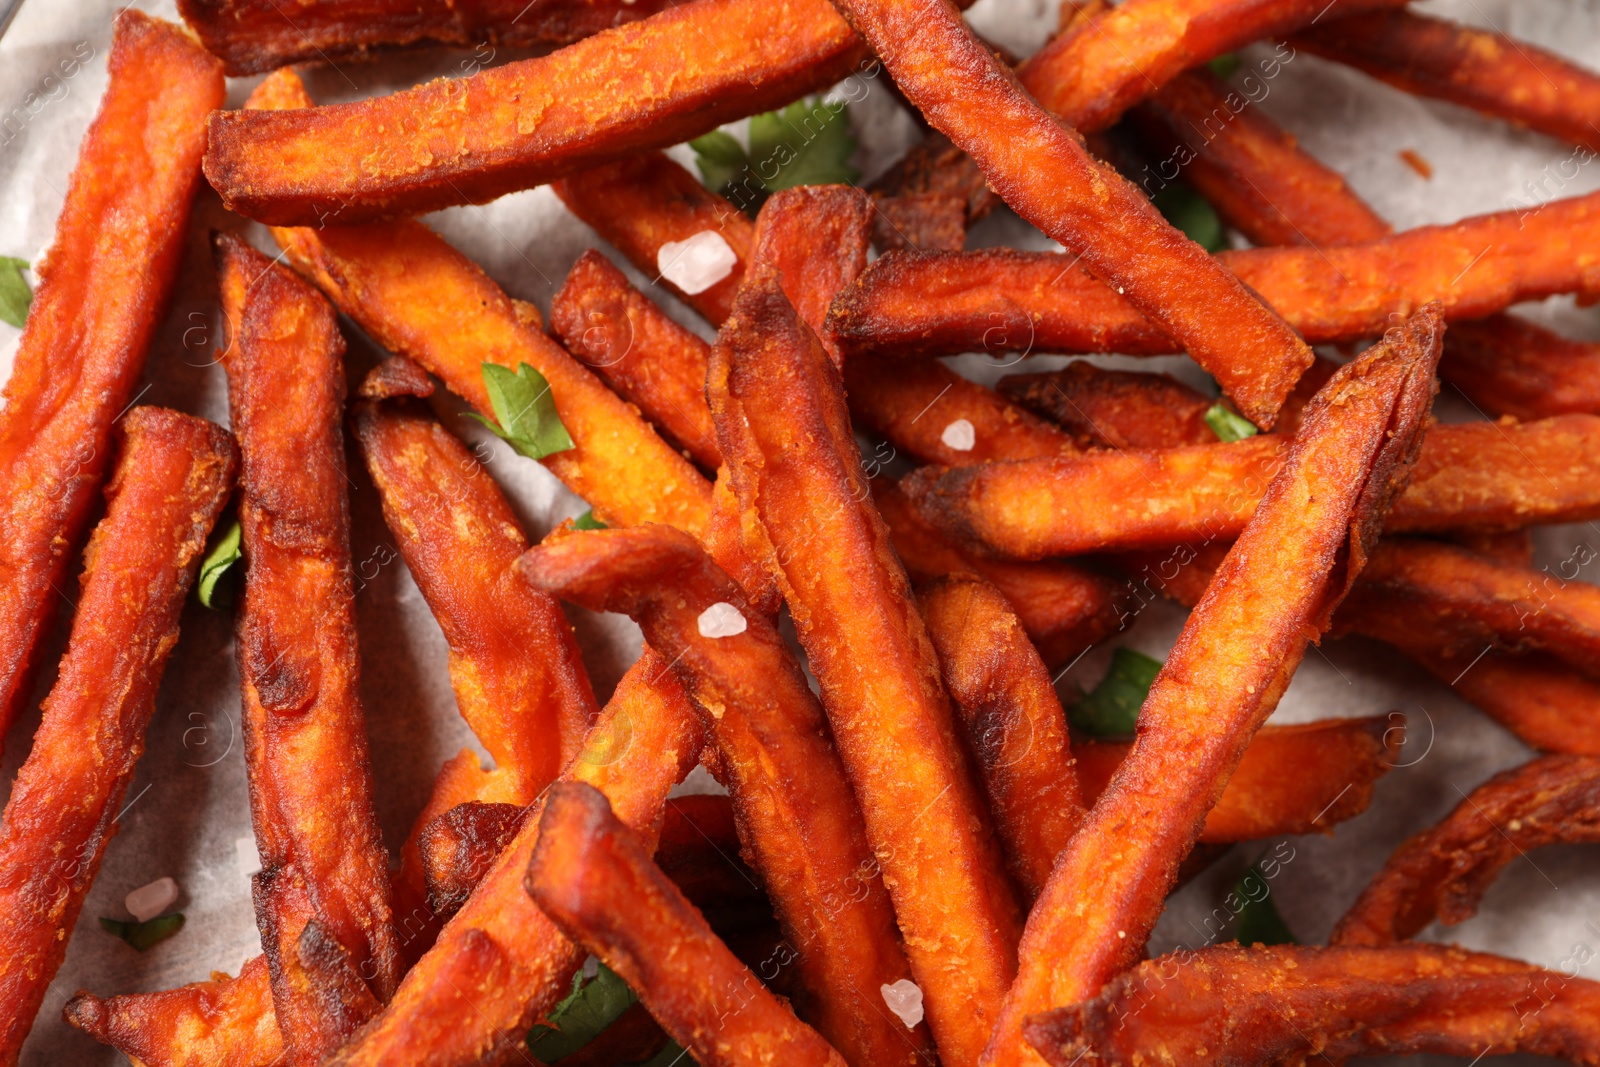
[470,363,575,462]
[572,509,607,531]
[196,519,243,611]
[1208,52,1241,80]
[0,257,32,329]
[99,913,184,951]
[1152,182,1228,254]
[1068,648,1162,736]
[1205,402,1259,443]
[528,961,638,1061]
[1234,864,1297,946]
[690,99,859,217]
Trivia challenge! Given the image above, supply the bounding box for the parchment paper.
[1,0,1597,1063]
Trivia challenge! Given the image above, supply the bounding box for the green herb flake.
[99,912,184,951]
[687,130,750,196]
[0,257,32,329]
[196,519,243,611]
[1205,402,1260,443]
[1208,52,1241,81]
[1152,182,1228,254]
[690,99,859,217]
[572,509,608,531]
[1234,863,1297,946]
[470,362,575,462]
[527,961,638,1061]
[1068,647,1163,737]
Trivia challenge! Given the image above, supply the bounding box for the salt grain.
[698,602,747,638]
[657,231,737,294]
[126,877,180,922]
[940,418,976,452]
[880,979,924,1029]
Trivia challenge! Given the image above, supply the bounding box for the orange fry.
[1296,9,1600,154]
[985,307,1441,1065]
[246,69,711,535]
[527,782,850,1067]
[828,0,1312,428]
[712,189,1022,1066]
[996,362,1216,450]
[0,12,223,746]
[1400,646,1600,757]
[522,525,929,1065]
[178,0,676,75]
[1335,755,1600,946]
[1025,943,1600,1066]
[417,802,530,922]
[0,410,234,1057]
[1439,314,1600,421]
[326,649,702,1067]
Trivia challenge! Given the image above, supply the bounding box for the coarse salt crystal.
[940,418,976,452]
[126,877,180,922]
[880,979,924,1029]
[698,602,747,639]
[657,231,737,294]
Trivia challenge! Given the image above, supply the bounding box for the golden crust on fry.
[0,11,223,747]
[1024,943,1600,1066]
[1335,755,1600,945]
[527,783,850,1067]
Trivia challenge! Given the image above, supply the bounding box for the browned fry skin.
[918,575,1083,901]
[985,307,1442,1066]
[0,12,223,749]
[1440,315,1600,421]
[1080,716,1398,841]
[0,410,234,1060]
[522,525,930,1065]
[551,251,723,469]
[1335,755,1600,946]
[64,957,284,1067]
[418,802,530,921]
[1415,647,1600,756]
[1296,8,1600,154]
[327,648,703,1067]
[997,362,1215,450]
[712,198,1021,1067]
[528,783,851,1067]
[555,152,752,326]
[244,70,711,536]
[1024,943,1600,1067]
[870,189,969,252]
[178,0,677,75]
[216,233,400,1061]
[828,0,1312,429]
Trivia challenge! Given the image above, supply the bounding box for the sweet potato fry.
[326,649,702,1067]
[65,957,284,1067]
[1411,648,1600,756]
[0,11,223,747]
[0,409,233,1058]
[996,362,1216,450]
[178,0,675,75]
[551,251,723,469]
[417,802,529,921]
[654,794,765,910]
[1024,943,1600,1066]
[1335,755,1600,946]
[522,525,929,1065]
[828,0,1312,428]
[204,0,875,225]
[1439,314,1600,421]
[216,233,401,1061]
[827,191,1600,359]
[712,190,1021,1067]
[246,70,711,536]
[554,153,751,327]
[527,782,850,1067]
[1296,8,1600,154]
[985,307,1441,1065]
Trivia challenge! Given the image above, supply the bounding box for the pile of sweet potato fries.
[2,0,1599,1064]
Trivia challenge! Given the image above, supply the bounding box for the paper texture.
[0,0,1596,1062]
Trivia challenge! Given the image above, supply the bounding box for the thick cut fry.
[204,0,874,224]
[0,409,234,1060]
[712,191,1021,1067]
[555,153,752,327]
[918,575,1083,901]
[551,250,723,469]
[1024,943,1600,1067]
[179,0,675,75]
[527,782,850,1067]
[1335,756,1600,946]
[996,362,1215,450]
[985,308,1441,1065]
[522,526,929,1065]
[217,234,400,1061]
[827,0,1312,428]
[65,957,284,1067]
[327,649,702,1067]
[827,192,1600,359]
[1296,9,1600,154]
[0,12,223,747]
[244,70,711,535]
